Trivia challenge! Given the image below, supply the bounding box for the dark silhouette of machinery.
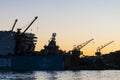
[44,33,60,55]
[15,16,38,55]
[70,38,94,68]
[95,41,114,56]
[72,38,94,56]
[11,19,18,31]
[21,16,38,35]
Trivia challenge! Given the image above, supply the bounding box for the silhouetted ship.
[0,16,120,71]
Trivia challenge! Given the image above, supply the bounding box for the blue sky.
[0,0,120,55]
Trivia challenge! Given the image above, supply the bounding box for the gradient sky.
[1,0,120,55]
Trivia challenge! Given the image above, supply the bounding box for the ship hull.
[0,55,63,71]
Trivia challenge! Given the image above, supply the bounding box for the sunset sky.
[0,0,120,55]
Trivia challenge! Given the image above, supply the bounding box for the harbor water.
[0,70,120,80]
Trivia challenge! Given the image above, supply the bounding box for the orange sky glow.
[1,0,120,55]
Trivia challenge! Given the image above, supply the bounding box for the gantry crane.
[72,38,94,56]
[95,41,114,56]
[11,19,18,31]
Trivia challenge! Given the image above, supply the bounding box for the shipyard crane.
[72,38,94,56]
[74,38,94,51]
[15,16,38,54]
[95,41,114,56]
[11,19,18,31]
[21,16,38,35]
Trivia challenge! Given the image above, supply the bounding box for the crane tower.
[95,41,114,56]
[72,38,94,56]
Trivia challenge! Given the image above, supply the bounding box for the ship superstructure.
[14,29,37,55]
[0,31,16,55]
[40,33,64,55]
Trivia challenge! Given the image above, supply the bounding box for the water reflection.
[34,70,120,80]
[0,70,119,80]
[0,71,34,80]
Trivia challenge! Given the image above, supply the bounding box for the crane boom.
[75,38,94,50]
[22,16,38,35]
[11,19,18,31]
[97,41,114,52]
